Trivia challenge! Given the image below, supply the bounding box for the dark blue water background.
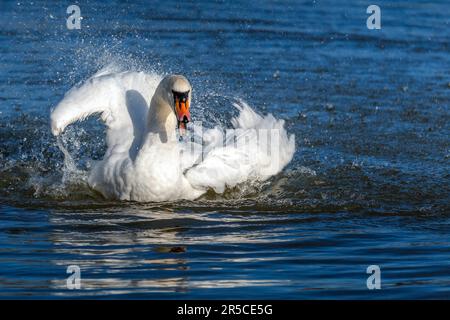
[0,0,449,298]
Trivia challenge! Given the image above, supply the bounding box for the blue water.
[0,0,449,299]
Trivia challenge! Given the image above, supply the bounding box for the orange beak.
[175,95,191,133]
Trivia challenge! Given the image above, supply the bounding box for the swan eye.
[172,90,190,103]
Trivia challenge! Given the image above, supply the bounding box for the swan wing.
[50,70,162,155]
[185,102,295,193]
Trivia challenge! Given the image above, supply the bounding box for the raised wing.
[185,102,295,193]
[50,70,162,156]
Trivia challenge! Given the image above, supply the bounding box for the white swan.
[50,70,295,202]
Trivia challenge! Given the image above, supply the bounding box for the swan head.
[167,75,192,132]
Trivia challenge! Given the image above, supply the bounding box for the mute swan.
[50,71,295,202]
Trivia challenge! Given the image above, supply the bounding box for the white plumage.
[50,70,295,201]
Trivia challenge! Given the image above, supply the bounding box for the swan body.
[50,70,295,201]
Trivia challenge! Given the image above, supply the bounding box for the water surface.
[0,0,449,298]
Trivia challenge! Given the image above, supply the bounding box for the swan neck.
[146,95,177,143]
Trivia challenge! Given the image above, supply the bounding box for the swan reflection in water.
[46,205,291,296]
